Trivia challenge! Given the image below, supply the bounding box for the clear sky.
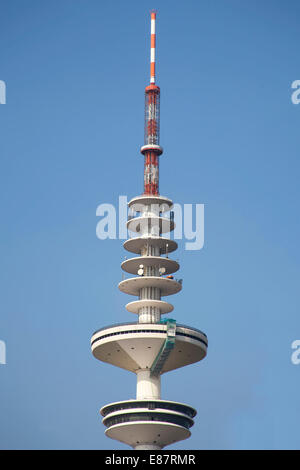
[0,0,300,450]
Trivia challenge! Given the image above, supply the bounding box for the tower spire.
[150,10,156,84]
[141,11,162,195]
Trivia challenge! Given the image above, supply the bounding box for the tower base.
[101,399,196,449]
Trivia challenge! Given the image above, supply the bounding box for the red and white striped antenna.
[140,10,162,196]
[150,10,156,84]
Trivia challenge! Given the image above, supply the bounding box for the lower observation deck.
[100,399,195,449]
[101,399,196,418]
[91,322,207,373]
[105,421,190,449]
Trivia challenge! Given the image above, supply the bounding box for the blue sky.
[0,0,300,449]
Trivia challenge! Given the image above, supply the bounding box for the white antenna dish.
[159,267,166,275]
[138,268,144,276]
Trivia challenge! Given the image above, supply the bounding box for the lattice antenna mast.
[141,10,162,196]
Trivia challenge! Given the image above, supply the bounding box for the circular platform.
[128,195,173,212]
[103,408,193,429]
[127,216,175,235]
[119,276,182,297]
[101,399,196,418]
[101,401,195,449]
[105,421,190,449]
[126,299,173,314]
[140,144,163,156]
[91,322,208,373]
[121,256,179,276]
[124,237,178,255]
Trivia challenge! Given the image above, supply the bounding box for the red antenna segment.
[140,11,163,196]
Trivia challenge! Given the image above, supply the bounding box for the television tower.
[91,11,208,450]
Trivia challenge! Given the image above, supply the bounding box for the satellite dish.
[138,268,144,276]
[159,267,166,275]
[139,264,144,269]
